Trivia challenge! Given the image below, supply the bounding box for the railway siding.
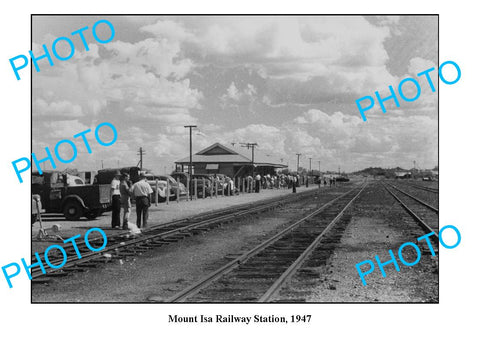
[274,181,439,302]
[32,185,355,301]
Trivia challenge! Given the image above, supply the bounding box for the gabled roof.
[176,154,251,163]
[176,143,286,168]
[196,143,237,155]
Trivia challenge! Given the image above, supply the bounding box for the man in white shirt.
[110,170,121,228]
[255,173,261,193]
[130,174,153,229]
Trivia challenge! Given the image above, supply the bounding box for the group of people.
[109,170,339,230]
[245,173,337,193]
[110,171,153,230]
[243,173,299,193]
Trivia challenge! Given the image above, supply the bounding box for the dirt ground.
[276,181,439,302]
[32,181,438,303]
[32,185,350,302]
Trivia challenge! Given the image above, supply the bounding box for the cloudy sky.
[32,15,438,174]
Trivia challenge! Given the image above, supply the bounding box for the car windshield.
[159,176,177,185]
[166,175,177,184]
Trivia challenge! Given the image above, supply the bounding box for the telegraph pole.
[296,153,301,173]
[137,147,146,169]
[241,142,258,177]
[309,157,312,174]
[318,160,321,173]
[184,125,197,177]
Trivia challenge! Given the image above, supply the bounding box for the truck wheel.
[63,201,83,220]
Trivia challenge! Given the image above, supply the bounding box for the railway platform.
[31,185,322,252]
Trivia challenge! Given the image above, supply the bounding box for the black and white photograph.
[29,14,439,303]
[4,1,480,348]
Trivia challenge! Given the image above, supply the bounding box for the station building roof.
[176,143,287,168]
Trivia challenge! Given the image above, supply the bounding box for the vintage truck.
[32,171,111,220]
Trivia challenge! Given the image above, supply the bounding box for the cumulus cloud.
[32,26,203,166]
[355,56,438,120]
[34,98,83,118]
[223,82,241,101]
[199,107,437,171]
[32,16,437,173]
[221,82,258,106]
[140,16,397,105]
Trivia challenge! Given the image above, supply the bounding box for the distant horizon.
[33,163,439,177]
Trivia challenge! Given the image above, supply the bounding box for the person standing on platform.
[255,173,261,193]
[110,170,121,228]
[292,175,297,193]
[131,174,153,229]
[120,173,131,230]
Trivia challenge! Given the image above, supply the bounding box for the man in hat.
[130,173,153,229]
[110,170,122,228]
[119,173,131,230]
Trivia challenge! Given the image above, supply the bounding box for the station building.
[175,143,287,178]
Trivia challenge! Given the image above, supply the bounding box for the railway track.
[404,182,438,194]
[155,183,366,303]
[382,182,438,234]
[31,187,349,283]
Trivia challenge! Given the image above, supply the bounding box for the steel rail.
[406,183,438,194]
[382,182,438,237]
[142,188,318,233]
[31,188,323,279]
[258,183,367,302]
[164,185,363,303]
[386,183,438,213]
[32,189,317,259]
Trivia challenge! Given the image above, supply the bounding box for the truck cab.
[32,171,111,220]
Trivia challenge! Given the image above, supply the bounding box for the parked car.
[143,173,177,202]
[32,171,110,220]
[157,175,187,197]
[171,172,213,198]
[191,174,214,197]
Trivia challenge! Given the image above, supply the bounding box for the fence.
[150,176,319,206]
